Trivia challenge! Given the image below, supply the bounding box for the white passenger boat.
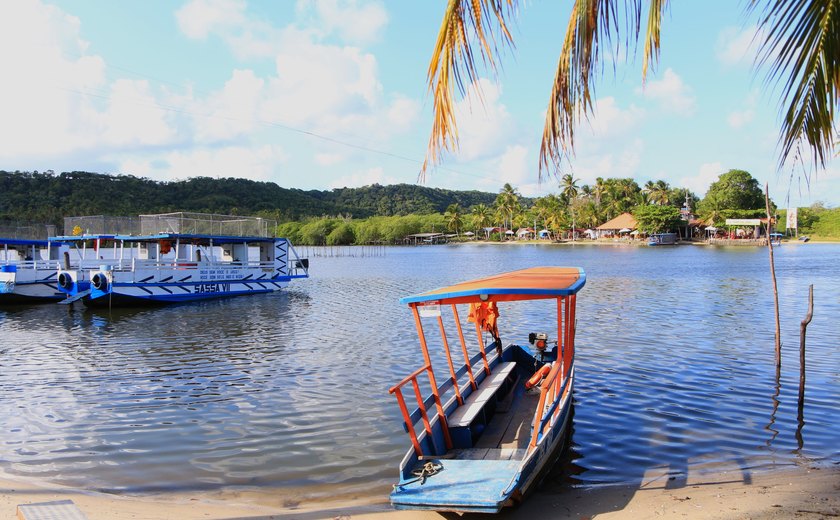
[0,238,67,303]
[56,213,309,307]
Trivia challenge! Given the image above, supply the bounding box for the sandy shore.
[4,463,838,519]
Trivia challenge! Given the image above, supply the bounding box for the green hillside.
[0,170,497,227]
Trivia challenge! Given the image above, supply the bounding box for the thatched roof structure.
[596,212,638,231]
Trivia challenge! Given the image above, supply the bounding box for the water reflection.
[0,244,838,499]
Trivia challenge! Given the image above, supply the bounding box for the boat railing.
[390,302,508,458]
[529,294,577,451]
[287,243,309,278]
[1,260,62,271]
[390,364,453,458]
[528,359,571,450]
[126,259,277,272]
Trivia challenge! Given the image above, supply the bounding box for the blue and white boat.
[389,267,585,513]
[0,238,67,303]
[57,213,308,307]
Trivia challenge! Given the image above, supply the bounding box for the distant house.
[516,227,535,240]
[595,213,638,238]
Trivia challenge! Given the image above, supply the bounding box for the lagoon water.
[1,243,838,502]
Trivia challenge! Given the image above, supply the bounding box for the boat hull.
[390,346,575,513]
[84,278,292,307]
[0,267,64,304]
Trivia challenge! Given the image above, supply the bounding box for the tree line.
[2,168,837,243]
[0,170,497,228]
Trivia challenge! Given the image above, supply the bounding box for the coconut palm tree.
[444,203,464,235]
[470,203,493,235]
[422,0,837,180]
[494,183,521,234]
[560,174,580,240]
[533,194,561,239]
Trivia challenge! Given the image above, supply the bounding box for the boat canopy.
[400,267,585,305]
[53,233,278,245]
[0,238,52,247]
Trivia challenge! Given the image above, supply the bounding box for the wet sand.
[4,464,838,519]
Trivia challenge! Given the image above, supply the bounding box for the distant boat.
[56,213,308,307]
[389,267,585,513]
[648,232,677,246]
[0,238,67,303]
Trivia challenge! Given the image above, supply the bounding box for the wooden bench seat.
[448,362,517,428]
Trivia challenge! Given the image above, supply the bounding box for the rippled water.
[1,243,838,500]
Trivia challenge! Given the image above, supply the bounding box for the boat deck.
[451,371,538,460]
[391,374,540,512]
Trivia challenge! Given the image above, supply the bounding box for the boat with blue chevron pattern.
[55,212,308,307]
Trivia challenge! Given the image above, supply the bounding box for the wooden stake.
[765,183,781,366]
[799,285,814,396]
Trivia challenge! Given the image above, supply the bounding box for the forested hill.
[0,170,497,225]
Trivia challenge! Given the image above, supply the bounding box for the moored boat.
[56,212,309,307]
[648,232,677,246]
[389,267,585,513]
[0,238,68,303]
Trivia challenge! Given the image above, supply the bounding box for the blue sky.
[1,0,837,208]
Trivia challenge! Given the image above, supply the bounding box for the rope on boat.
[394,460,443,490]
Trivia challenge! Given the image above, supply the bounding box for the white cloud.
[263,31,383,132]
[726,90,760,129]
[192,69,265,143]
[175,0,247,40]
[116,145,289,182]
[495,145,531,186]
[0,1,181,161]
[679,162,724,195]
[727,109,754,128]
[102,80,177,147]
[573,139,644,183]
[583,97,645,139]
[716,25,761,66]
[453,78,516,161]
[638,68,696,116]
[298,0,388,44]
[314,153,344,166]
[328,166,398,188]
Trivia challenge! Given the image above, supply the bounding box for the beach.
[4,464,838,519]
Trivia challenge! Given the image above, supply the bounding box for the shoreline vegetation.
[2,170,839,244]
[3,463,838,519]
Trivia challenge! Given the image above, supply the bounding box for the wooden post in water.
[765,183,781,366]
[799,285,814,396]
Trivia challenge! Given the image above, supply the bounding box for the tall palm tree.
[444,203,464,235]
[494,183,521,233]
[470,203,493,235]
[560,174,580,240]
[422,0,837,180]
[533,194,561,239]
[650,180,671,205]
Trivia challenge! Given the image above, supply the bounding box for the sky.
[1,0,837,208]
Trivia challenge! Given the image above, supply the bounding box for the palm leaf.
[422,0,517,180]
[749,0,839,172]
[539,0,668,180]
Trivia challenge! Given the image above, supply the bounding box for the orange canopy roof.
[400,267,585,305]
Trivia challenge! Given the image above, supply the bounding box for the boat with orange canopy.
[389,267,585,513]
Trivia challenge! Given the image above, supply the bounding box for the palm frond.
[538,0,668,180]
[749,0,839,171]
[422,0,517,181]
